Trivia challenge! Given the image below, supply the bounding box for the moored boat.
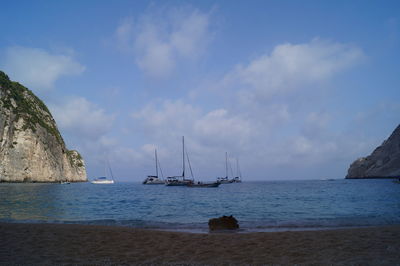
[216,176,234,184]
[165,176,193,186]
[232,176,242,183]
[143,149,165,185]
[232,158,242,183]
[91,176,114,184]
[91,159,115,184]
[143,175,164,184]
[216,152,234,184]
[165,136,194,186]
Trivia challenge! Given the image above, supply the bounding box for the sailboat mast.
[236,158,239,177]
[182,136,185,178]
[106,158,114,181]
[155,149,158,177]
[104,158,107,177]
[225,152,228,178]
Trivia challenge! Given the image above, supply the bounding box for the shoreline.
[1,223,399,265]
[1,219,394,234]
[0,180,88,183]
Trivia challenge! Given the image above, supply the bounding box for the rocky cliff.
[0,71,87,182]
[346,125,400,179]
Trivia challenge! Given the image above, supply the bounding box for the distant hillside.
[346,125,400,179]
[0,71,87,182]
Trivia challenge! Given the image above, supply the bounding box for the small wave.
[238,216,400,232]
[1,216,397,234]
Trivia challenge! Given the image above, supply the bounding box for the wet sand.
[1,223,399,265]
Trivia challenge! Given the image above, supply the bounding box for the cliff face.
[0,71,87,182]
[346,125,400,179]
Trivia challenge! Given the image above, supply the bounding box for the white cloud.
[115,17,135,51]
[131,100,253,178]
[136,39,175,78]
[132,99,255,149]
[130,97,378,179]
[116,7,212,78]
[194,109,253,147]
[127,38,370,179]
[50,97,114,140]
[49,98,120,178]
[169,9,211,57]
[2,46,85,90]
[222,39,365,100]
[132,99,201,138]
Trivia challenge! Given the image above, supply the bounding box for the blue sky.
[1,0,399,181]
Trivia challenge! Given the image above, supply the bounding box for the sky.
[1,0,399,181]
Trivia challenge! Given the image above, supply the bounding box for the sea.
[0,179,399,233]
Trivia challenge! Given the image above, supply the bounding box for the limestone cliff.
[346,125,400,179]
[0,71,87,182]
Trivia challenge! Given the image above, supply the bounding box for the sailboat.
[185,149,220,188]
[91,158,115,184]
[165,136,194,186]
[232,158,242,183]
[216,152,234,184]
[143,149,165,185]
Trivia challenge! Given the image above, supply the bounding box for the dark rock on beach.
[346,124,400,179]
[208,215,239,231]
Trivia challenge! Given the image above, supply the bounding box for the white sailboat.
[143,149,165,185]
[91,177,114,184]
[165,136,194,186]
[216,152,234,184]
[91,158,115,184]
[232,158,242,183]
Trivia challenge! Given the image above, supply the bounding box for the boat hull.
[188,182,220,188]
[165,174,193,186]
[218,179,234,184]
[143,181,165,185]
[143,176,165,185]
[91,180,114,184]
[165,181,193,186]
[165,183,188,186]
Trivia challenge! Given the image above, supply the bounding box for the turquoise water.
[0,179,399,232]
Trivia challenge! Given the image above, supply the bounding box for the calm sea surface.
[0,179,399,232]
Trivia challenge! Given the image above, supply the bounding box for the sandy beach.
[0,223,399,265]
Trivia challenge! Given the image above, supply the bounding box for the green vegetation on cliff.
[0,71,84,169]
[66,150,84,168]
[0,71,64,145]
